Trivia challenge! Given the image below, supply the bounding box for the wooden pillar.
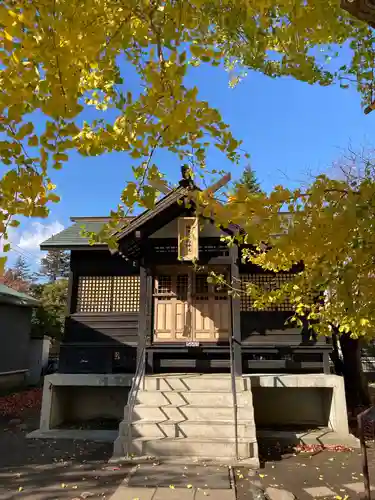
[138,262,153,371]
[65,270,75,315]
[230,246,242,376]
[145,273,153,346]
[137,264,148,357]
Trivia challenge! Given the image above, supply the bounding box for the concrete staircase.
[113,374,259,466]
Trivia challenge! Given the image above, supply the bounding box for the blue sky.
[6,60,375,268]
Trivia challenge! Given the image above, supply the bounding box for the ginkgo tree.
[200,149,375,408]
[1,1,375,376]
[0,0,374,250]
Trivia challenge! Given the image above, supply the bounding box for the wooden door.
[153,268,230,343]
[193,272,230,342]
[153,273,191,342]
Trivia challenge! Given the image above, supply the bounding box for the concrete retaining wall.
[252,387,332,428]
[32,372,352,448]
[247,374,349,436]
[39,374,132,430]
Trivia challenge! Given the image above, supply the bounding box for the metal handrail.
[229,333,239,461]
[357,404,375,500]
[126,343,146,459]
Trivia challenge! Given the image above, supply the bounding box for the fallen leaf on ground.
[81,492,95,498]
[0,388,42,417]
[187,484,193,489]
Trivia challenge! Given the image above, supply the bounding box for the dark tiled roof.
[113,186,188,240]
[0,284,39,307]
[40,217,133,250]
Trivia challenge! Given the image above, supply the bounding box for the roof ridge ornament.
[179,164,195,188]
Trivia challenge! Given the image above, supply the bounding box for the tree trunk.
[340,333,370,411]
[330,333,344,376]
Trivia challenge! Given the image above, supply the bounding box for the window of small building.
[76,276,140,313]
[240,273,295,312]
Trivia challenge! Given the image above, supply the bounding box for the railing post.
[357,406,375,500]
[126,344,146,460]
[229,333,239,461]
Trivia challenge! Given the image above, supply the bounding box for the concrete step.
[135,390,253,407]
[123,436,258,459]
[118,419,257,439]
[142,375,249,393]
[257,429,360,448]
[125,404,254,422]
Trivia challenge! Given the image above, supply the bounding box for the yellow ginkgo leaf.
[169,485,175,489]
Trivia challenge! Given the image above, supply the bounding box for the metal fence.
[362,341,375,380]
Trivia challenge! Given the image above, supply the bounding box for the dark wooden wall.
[64,314,139,344]
[59,250,139,373]
[59,247,330,375]
[0,304,31,374]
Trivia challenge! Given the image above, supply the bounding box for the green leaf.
[0,256,7,274]
[16,122,34,140]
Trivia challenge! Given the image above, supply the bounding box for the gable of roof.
[0,284,39,307]
[39,180,244,252]
[40,217,133,250]
[113,185,189,241]
[40,183,192,251]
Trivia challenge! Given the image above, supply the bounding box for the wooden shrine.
[40,171,332,376]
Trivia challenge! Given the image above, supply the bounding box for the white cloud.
[17,221,64,251]
[1,220,65,270]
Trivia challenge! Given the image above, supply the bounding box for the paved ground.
[236,440,375,499]
[1,388,375,499]
[0,397,235,500]
[0,409,131,500]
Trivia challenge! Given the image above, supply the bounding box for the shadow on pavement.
[0,410,131,500]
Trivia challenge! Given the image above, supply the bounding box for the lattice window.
[112,276,140,312]
[196,274,209,294]
[177,275,188,300]
[199,243,229,257]
[195,274,209,300]
[77,276,112,313]
[76,276,140,313]
[154,244,178,253]
[157,275,172,295]
[240,273,295,312]
[213,273,229,301]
